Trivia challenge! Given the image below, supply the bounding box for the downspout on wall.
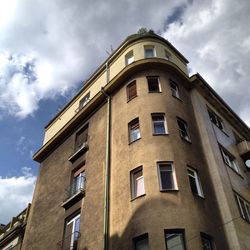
[102,61,111,250]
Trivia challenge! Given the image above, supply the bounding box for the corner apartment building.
[22,32,250,250]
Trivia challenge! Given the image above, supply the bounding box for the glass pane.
[154,122,165,134]
[136,176,145,197]
[161,170,173,190]
[135,237,149,250]
[148,78,159,92]
[189,176,198,195]
[131,128,140,141]
[145,49,154,58]
[166,233,185,250]
[201,237,213,250]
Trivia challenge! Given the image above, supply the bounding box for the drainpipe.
[102,61,111,250]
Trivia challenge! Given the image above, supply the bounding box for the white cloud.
[0,0,186,119]
[0,171,36,224]
[163,0,250,126]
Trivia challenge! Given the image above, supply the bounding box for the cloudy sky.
[0,0,249,224]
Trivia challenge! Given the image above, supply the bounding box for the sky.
[0,0,249,224]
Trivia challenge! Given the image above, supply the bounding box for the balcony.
[61,176,86,209]
[57,231,81,250]
[237,140,250,170]
[68,142,89,162]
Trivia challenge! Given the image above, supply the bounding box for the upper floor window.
[165,229,186,250]
[63,213,81,250]
[165,50,171,60]
[157,162,178,191]
[75,125,88,151]
[79,92,90,110]
[234,193,250,222]
[147,76,161,93]
[177,118,191,142]
[125,50,134,65]
[131,167,145,199]
[187,167,203,197]
[208,109,224,131]
[128,118,141,143]
[133,233,149,250]
[127,80,137,101]
[220,146,239,173]
[144,45,155,58]
[152,113,167,135]
[200,233,214,250]
[170,80,180,99]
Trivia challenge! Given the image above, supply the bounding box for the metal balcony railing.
[64,176,86,201]
[57,231,81,250]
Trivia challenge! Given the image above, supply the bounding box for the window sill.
[130,193,146,202]
[180,137,192,144]
[148,91,162,93]
[128,137,141,145]
[193,194,205,200]
[160,189,179,192]
[153,133,169,136]
[61,190,85,209]
[127,95,137,103]
[172,95,182,102]
[226,165,244,179]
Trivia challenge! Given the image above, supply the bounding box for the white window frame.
[66,214,81,250]
[235,193,250,222]
[147,76,161,93]
[152,113,168,135]
[144,45,156,58]
[187,167,204,197]
[170,80,180,99]
[208,109,225,131]
[131,167,145,199]
[157,162,178,191]
[128,118,141,143]
[125,50,134,65]
[177,118,191,142]
[220,147,240,173]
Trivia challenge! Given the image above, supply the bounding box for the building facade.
[0,204,31,250]
[22,32,250,250]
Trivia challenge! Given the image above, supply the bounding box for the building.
[0,204,31,250]
[21,31,250,250]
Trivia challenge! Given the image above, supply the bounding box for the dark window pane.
[188,176,198,195]
[201,236,213,250]
[127,81,137,100]
[154,122,165,134]
[148,77,160,92]
[161,170,173,190]
[166,232,185,250]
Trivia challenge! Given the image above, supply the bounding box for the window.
[63,213,81,250]
[128,118,141,143]
[152,113,167,134]
[187,167,203,197]
[165,229,186,250]
[127,80,137,101]
[133,233,149,250]
[79,92,90,110]
[125,50,134,65]
[235,193,250,222]
[177,119,191,142]
[208,109,224,131]
[144,45,155,58]
[147,76,161,93]
[220,147,239,173]
[165,50,171,60]
[170,80,180,99]
[158,162,178,191]
[75,124,88,151]
[72,171,85,196]
[200,233,214,250]
[131,167,145,199]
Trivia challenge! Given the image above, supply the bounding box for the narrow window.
[79,92,90,110]
[220,147,239,173]
[170,80,180,99]
[158,162,178,191]
[187,167,203,197]
[152,113,167,134]
[75,124,88,151]
[144,45,155,58]
[165,50,171,60]
[177,119,191,142]
[208,109,224,131]
[128,118,141,143]
[147,76,161,93]
[165,229,186,250]
[235,193,250,222]
[131,167,145,199]
[127,80,137,101]
[200,233,214,250]
[133,233,149,250]
[63,213,81,250]
[125,50,134,65]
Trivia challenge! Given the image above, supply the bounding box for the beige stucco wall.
[43,38,188,144]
